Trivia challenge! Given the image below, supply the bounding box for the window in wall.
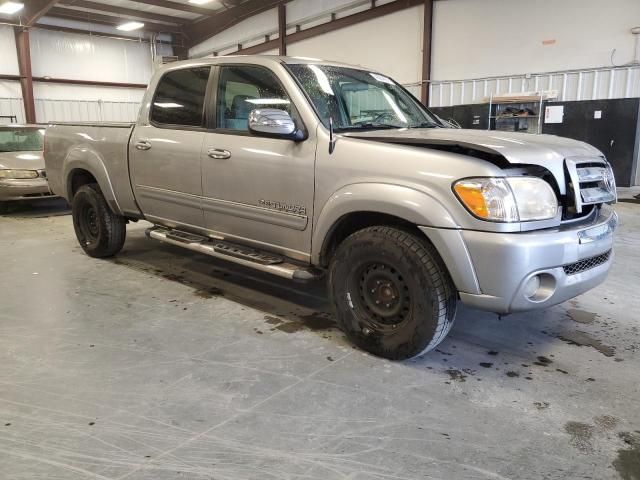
[151,67,211,127]
[217,65,292,131]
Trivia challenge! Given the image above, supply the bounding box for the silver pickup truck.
[44,56,618,359]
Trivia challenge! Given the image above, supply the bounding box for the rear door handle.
[207,148,231,160]
[135,140,152,151]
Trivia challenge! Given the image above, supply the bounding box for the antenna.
[329,117,337,154]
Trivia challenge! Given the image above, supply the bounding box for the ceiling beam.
[125,0,214,17]
[57,0,187,25]
[47,7,184,34]
[188,0,289,48]
[33,23,161,42]
[236,38,279,55]
[285,0,423,44]
[32,76,147,89]
[20,0,58,26]
[218,0,424,59]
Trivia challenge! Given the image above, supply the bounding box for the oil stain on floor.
[614,432,640,480]
[566,308,598,324]
[264,313,335,333]
[556,331,615,357]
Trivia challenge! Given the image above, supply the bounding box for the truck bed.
[44,122,141,217]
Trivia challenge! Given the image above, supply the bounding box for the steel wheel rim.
[353,262,411,332]
[79,203,99,244]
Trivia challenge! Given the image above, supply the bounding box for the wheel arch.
[313,183,459,267]
[63,148,122,215]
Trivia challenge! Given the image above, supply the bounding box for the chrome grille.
[563,250,611,275]
[565,158,617,216]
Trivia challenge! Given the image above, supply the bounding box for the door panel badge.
[259,199,307,216]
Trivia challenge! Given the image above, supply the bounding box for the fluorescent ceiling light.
[116,21,144,31]
[0,2,24,14]
[189,0,215,4]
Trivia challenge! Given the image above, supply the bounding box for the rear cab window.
[150,67,211,127]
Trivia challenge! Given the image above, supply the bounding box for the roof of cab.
[158,55,373,73]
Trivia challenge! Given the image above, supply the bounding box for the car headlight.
[454,177,558,222]
[0,169,39,179]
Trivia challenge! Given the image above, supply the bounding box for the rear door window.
[151,67,211,127]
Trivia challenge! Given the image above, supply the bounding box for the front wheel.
[329,226,457,360]
[72,183,126,258]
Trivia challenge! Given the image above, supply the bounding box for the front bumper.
[0,178,56,201]
[421,207,618,314]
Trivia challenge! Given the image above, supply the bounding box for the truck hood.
[343,128,604,193]
[0,151,45,170]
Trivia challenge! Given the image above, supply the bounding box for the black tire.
[329,226,457,360]
[72,183,126,258]
[0,201,7,214]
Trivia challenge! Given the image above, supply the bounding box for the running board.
[145,227,321,282]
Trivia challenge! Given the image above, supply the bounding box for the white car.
[0,125,55,212]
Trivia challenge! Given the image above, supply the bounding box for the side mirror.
[248,108,302,140]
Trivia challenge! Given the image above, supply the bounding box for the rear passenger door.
[129,66,211,228]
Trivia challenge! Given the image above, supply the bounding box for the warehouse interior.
[1,0,639,479]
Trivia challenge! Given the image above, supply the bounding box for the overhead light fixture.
[116,21,144,31]
[189,0,215,4]
[0,2,24,14]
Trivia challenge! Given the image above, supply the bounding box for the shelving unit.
[487,94,544,134]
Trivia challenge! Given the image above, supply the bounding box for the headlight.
[0,169,39,179]
[454,177,558,222]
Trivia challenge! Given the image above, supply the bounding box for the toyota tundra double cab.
[44,56,618,359]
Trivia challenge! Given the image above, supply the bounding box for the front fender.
[63,147,122,215]
[312,182,459,263]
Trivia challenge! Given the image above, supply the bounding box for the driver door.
[201,64,316,261]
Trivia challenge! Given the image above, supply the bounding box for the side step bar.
[146,227,322,282]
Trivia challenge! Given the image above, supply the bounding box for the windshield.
[0,128,44,153]
[287,64,442,131]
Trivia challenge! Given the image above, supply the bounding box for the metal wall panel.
[1,97,140,123]
[427,66,640,108]
[0,98,26,124]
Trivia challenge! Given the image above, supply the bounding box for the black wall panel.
[541,99,640,187]
[430,104,488,130]
[430,99,640,186]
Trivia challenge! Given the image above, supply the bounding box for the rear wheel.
[329,226,457,360]
[72,183,126,258]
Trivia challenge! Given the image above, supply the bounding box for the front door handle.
[135,139,152,151]
[207,148,231,160]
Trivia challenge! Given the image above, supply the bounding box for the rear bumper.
[0,178,56,201]
[421,207,617,314]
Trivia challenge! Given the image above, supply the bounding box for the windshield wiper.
[336,123,402,131]
[409,122,443,129]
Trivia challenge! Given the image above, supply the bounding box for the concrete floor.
[1,193,639,480]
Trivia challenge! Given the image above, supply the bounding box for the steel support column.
[14,28,36,124]
[420,0,434,105]
[278,3,287,55]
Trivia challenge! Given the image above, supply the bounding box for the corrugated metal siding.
[0,98,26,124]
[0,98,140,123]
[426,66,640,108]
